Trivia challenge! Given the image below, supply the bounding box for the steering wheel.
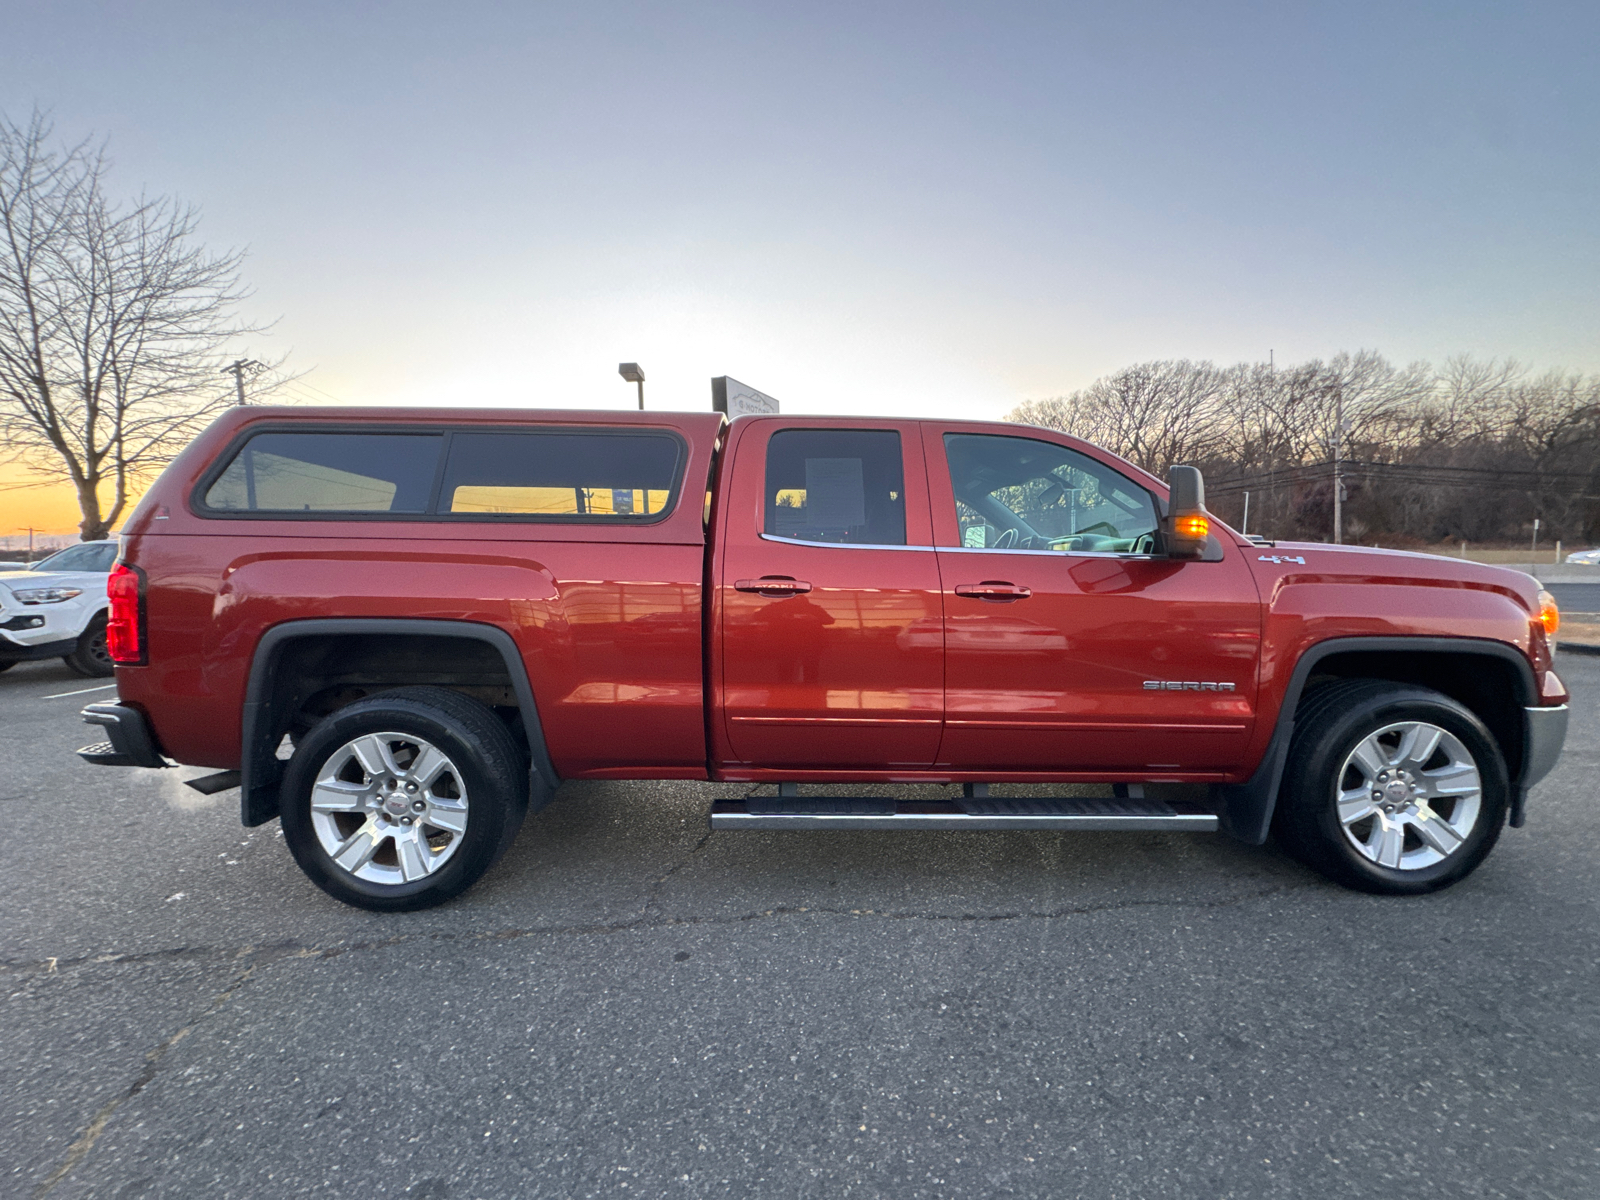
[992,528,1018,549]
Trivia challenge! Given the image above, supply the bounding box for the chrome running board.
[710,795,1218,832]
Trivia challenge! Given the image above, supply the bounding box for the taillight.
[106,562,146,665]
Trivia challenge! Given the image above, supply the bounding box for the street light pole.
[618,363,645,410]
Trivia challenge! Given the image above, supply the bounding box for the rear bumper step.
[76,703,167,769]
[711,796,1218,832]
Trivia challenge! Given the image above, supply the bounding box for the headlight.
[11,587,83,604]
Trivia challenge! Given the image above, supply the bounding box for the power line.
[285,378,347,404]
[1205,458,1597,497]
[278,382,344,406]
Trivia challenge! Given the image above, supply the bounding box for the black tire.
[280,686,529,911]
[63,613,115,677]
[0,660,16,673]
[1274,679,1508,895]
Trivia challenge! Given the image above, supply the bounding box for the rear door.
[715,419,944,770]
[926,425,1262,774]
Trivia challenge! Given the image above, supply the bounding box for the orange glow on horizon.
[0,466,147,541]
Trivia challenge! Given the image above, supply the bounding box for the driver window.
[943,433,1159,554]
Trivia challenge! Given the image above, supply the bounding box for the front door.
[926,426,1262,774]
[717,421,944,770]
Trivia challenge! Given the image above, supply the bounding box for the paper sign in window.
[803,458,865,529]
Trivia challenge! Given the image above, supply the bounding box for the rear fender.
[240,618,559,826]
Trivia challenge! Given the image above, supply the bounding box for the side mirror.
[1164,465,1209,560]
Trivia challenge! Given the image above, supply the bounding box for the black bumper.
[77,702,167,768]
[0,633,78,662]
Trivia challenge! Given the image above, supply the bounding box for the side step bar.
[711,795,1218,832]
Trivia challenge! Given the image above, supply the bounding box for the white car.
[0,540,120,677]
[1565,548,1600,565]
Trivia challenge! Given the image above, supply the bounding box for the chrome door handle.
[954,581,1032,601]
[734,577,813,596]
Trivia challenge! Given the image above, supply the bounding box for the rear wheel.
[1274,680,1507,895]
[279,687,529,911]
[64,613,115,677]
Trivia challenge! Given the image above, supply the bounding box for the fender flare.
[1211,636,1536,844]
[240,617,560,826]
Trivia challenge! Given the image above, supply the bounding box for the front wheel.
[64,613,115,677]
[279,687,529,911]
[1274,680,1507,895]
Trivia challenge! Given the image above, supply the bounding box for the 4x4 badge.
[1258,554,1306,564]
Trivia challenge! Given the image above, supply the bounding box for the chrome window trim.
[935,544,1161,561]
[758,533,934,552]
[756,533,1162,561]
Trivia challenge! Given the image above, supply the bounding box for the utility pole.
[1531,518,1540,556]
[1241,491,1250,536]
[223,359,263,406]
[1332,390,1348,544]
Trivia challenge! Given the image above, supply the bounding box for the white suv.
[0,540,120,677]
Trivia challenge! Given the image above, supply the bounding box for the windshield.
[33,541,120,573]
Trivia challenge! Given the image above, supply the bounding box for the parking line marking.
[44,683,118,700]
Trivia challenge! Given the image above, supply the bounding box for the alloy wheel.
[309,732,470,884]
[1335,720,1482,870]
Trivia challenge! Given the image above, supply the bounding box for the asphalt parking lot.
[3,656,1597,1199]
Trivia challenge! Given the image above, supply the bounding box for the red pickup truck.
[79,407,1569,910]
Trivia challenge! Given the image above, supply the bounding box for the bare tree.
[1013,352,1600,545]
[1012,360,1229,477]
[0,111,286,540]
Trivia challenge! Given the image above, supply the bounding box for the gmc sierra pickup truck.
[78,407,1569,910]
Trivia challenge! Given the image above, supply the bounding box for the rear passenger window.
[438,431,682,519]
[763,429,906,545]
[203,433,443,512]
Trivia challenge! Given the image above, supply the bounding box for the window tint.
[764,429,906,545]
[944,434,1158,553]
[205,433,443,512]
[37,541,118,572]
[439,431,681,518]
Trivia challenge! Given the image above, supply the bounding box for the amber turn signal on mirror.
[1164,465,1210,559]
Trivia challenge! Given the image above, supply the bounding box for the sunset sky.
[3,2,1597,537]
